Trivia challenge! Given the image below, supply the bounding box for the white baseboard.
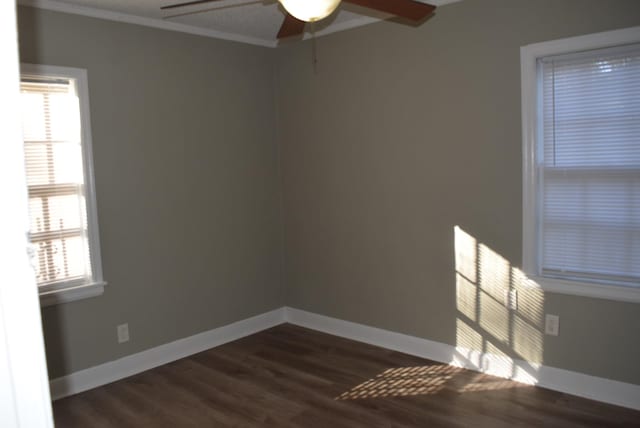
[50,306,640,411]
[49,308,286,400]
[284,307,640,411]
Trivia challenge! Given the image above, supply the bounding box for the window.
[521,27,640,302]
[20,64,105,306]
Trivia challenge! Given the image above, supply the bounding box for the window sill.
[524,275,640,304]
[39,281,106,307]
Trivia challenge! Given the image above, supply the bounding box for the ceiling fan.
[161,0,436,39]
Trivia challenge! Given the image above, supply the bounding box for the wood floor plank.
[52,324,640,427]
[197,352,400,428]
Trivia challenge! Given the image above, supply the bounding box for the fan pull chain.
[311,22,318,74]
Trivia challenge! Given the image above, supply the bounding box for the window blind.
[20,77,92,288]
[539,43,640,287]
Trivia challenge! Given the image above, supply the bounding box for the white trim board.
[284,307,640,411]
[50,306,640,411]
[49,308,286,400]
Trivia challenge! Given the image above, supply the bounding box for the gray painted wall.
[18,7,284,378]
[17,0,640,386]
[277,0,640,385]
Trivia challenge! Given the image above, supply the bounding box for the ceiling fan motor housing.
[278,0,342,22]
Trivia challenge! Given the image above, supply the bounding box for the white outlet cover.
[545,314,560,336]
[117,323,129,343]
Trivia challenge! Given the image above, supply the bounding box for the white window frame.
[20,64,106,307]
[521,26,640,303]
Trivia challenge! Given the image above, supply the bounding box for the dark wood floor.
[53,324,640,427]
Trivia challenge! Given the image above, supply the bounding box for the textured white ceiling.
[19,0,461,47]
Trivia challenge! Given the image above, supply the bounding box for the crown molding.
[18,0,277,48]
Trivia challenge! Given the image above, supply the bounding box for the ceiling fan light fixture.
[278,0,341,22]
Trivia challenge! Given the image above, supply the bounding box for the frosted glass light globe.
[279,0,341,22]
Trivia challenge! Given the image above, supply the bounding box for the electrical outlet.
[545,314,559,336]
[117,323,129,343]
[504,289,518,310]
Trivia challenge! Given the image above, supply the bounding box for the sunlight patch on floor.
[336,364,529,400]
[335,365,458,400]
[457,373,530,393]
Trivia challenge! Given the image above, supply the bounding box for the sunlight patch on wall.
[512,314,543,360]
[486,341,508,358]
[510,268,545,326]
[454,226,545,372]
[456,318,484,350]
[456,273,477,321]
[479,244,511,300]
[479,287,510,344]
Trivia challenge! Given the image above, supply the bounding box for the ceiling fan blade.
[277,13,306,39]
[343,0,435,21]
[161,0,224,10]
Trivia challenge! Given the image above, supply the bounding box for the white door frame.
[0,2,54,427]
